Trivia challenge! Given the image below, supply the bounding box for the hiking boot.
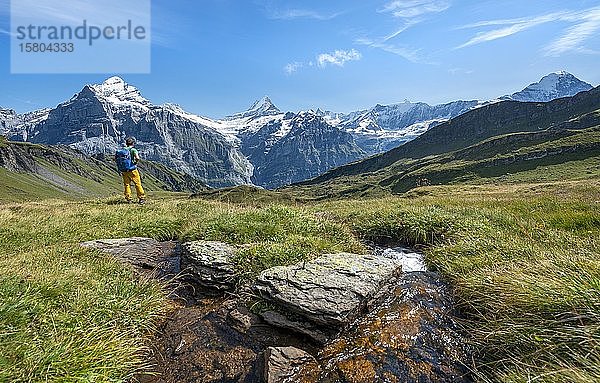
[138,199,146,205]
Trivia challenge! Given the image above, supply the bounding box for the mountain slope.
[11,77,253,188]
[217,101,366,189]
[8,80,365,190]
[241,111,366,188]
[324,71,593,155]
[291,86,600,196]
[0,138,206,201]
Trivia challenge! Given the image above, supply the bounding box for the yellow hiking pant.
[121,169,146,201]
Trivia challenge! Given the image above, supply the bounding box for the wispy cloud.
[317,49,362,67]
[457,6,600,56]
[0,28,16,37]
[355,37,421,63]
[545,8,600,56]
[456,12,566,49]
[283,62,303,75]
[282,49,360,75]
[357,0,449,62]
[380,0,450,19]
[268,8,341,21]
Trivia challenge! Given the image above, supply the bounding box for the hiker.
[115,137,146,204]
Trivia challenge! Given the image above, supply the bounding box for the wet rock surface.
[264,346,320,383]
[181,240,239,291]
[254,252,403,338]
[297,272,472,383]
[136,298,319,383]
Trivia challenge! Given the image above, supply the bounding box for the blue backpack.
[115,148,137,172]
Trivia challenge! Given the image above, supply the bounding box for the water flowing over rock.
[181,241,238,291]
[295,272,472,383]
[254,252,403,341]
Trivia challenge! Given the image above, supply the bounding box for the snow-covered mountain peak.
[89,76,150,106]
[506,71,593,102]
[226,96,281,120]
[249,96,275,110]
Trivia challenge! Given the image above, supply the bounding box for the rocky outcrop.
[181,241,238,291]
[80,237,472,383]
[263,347,320,383]
[254,252,403,341]
[0,108,17,135]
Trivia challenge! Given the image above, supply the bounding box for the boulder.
[264,346,319,383]
[254,252,403,340]
[181,241,238,291]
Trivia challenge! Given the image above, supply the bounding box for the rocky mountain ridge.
[3,71,594,189]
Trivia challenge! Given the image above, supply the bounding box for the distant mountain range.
[0,71,594,188]
[291,84,600,197]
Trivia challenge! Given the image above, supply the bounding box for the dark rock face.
[254,252,403,341]
[242,113,366,189]
[297,272,472,383]
[181,241,239,291]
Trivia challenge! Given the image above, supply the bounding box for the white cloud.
[267,8,341,21]
[545,8,600,56]
[456,12,567,49]
[317,49,362,68]
[457,6,600,55]
[0,28,16,37]
[284,62,303,75]
[380,0,450,18]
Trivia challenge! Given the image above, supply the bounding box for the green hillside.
[0,139,206,202]
[288,87,600,198]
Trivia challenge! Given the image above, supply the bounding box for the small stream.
[378,247,428,272]
[85,238,472,382]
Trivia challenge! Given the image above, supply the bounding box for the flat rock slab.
[181,241,238,291]
[81,237,179,278]
[254,253,403,332]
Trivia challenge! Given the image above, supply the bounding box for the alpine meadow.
[1,1,600,382]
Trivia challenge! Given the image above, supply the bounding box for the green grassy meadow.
[0,180,599,382]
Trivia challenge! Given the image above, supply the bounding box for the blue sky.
[1,0,599,118]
